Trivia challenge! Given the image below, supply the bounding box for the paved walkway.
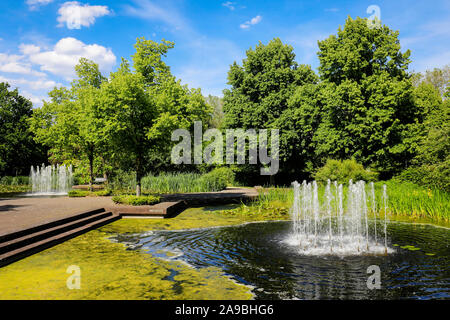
[0,196,115,236]
[0,187,258,237]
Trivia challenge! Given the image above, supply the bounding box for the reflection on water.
[111,221,450,300]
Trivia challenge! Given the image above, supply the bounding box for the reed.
[249,181,449,222]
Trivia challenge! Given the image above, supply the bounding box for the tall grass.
[379,181,449,221]
[0,176,30,186]
[108,169,233,194]
[249,181,449,222]
[254,187,293,208]
[142,172,207,193]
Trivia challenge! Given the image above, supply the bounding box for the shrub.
[199,167,235,191]
[94,189,112,196]
[314,159,378,184]
[395,163,450,193]
[112,195,160,206]
[68,189,112,197]
[68,190,90,197]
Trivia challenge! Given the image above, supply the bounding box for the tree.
[223,38,318,182]
[400,74,450,191]
[30,58,107,190]
[413,65,449,97]
[100,71,156,196]
[0,82,47,176]
[100,38,211,196]
[72,58,108,190]
[205,95,224,129]
[313,17,420,177]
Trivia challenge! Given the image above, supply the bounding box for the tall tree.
[101,38,211,196]
[223,38,318,181]
[403,73,450,191]
[313,17,420,177]
[0,82,47,176]
[30,58,107,190]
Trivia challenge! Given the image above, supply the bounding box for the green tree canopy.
[30,58,107,190]
[312,17,420,177]
[223,38,318,181]
[0,82,47,176]
[100,38,211,195]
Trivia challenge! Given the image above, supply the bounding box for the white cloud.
[0,75,57,107]
[222,2,235,11]
[19,44,41,55]
[57,1,111,29]
[240,15,262,29]
[26,0,53,10]
[21,90,46,106]
[0,76,59,90]
[1,37,115,107]
[124,0,190,32]
[0,52,46,77]
[24,37,116,80]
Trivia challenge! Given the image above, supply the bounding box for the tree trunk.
[101,156,108,181]
[88,147,94,192]
[269,175,275,186]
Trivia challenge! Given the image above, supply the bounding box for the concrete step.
[0,211,114,254]
[0,213,120,268]
[117,200,187,218]
[0,208,106,243]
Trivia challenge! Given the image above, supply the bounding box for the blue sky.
[0,0,449,106]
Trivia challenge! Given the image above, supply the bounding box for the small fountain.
[287,179,391,256]
[29,164,73,195]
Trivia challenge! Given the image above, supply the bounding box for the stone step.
[0,208,106,244]
[0,213,120,268]
[118,200,187,218]
[0,211,114,254]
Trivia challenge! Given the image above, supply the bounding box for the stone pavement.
[0,187,258,237]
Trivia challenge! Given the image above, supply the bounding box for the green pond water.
[0,206,448,300]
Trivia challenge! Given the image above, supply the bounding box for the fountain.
[29,164,73,195]
[287,179,391,256]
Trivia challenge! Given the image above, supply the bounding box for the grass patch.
[112,195,160,206]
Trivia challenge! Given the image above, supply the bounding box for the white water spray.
[29,164,73,195]
[287,180,391,256]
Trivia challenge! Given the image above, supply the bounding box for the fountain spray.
[289,179,390,256]
[383,184,388,254]
[370,182,377,245]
